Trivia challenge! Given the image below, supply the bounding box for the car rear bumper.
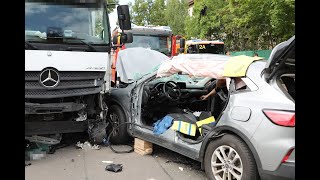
[260,162,295,180]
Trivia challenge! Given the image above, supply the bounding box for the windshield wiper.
[25,41,38,50]
[63,37,97,52]
[77,39,97,52]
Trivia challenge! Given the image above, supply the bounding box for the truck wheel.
[204,134,259,180]
[107,105,129,144]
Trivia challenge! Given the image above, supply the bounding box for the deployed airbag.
[157,54,262,78]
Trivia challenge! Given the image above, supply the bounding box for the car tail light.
[282,148,294,163]
[263,109,295,127]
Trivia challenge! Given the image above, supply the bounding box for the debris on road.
[30,152,46,160]
[92,144,100,150]
[179,167,184,171]
[25,141,48,161]
[76,141,100,150]
[102,160,114,164]
[71,159,75,162]
[105,163,123,173]
[25,163,32,167]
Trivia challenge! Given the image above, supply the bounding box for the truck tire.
[107,105,130,144]
[204,134,259,180]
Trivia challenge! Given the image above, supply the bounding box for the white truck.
[25,0,132,144]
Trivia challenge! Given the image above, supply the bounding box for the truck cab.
[25,0,132,144]
[111,25,174,86]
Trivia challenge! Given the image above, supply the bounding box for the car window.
[235,78,248,90]
[231,77,258,92]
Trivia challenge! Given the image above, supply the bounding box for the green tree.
[150,0,167,26]
[165,0,188,35]
[130,0,153,25]
[184,16,199,39]
[222,0,295,50]
[185,0,295,51]
[106,0,119,13]
[270,0,295,42]
[184,0,227,40]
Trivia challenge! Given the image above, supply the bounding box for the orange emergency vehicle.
[111,25,182,86]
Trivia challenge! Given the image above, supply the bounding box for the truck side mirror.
[112,32,133,47]
[120,32,133,44]
[179,38,185,53]
[117,5,131,30]
[124,32,133,43]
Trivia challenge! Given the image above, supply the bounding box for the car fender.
[199,125,263,175]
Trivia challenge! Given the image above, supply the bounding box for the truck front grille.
[25,71,105,99]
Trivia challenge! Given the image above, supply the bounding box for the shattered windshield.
[25,1,109,45]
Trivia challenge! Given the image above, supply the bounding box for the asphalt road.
[25,143,208,180]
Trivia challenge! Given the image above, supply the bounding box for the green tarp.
[231,50,272,60]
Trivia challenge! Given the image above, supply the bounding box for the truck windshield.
[125,35,172,56]
[25,1,109,45]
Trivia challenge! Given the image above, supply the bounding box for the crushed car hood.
[116,47,170,83]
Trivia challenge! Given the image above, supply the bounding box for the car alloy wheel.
[211,145,243,180]
[108,112,120,136]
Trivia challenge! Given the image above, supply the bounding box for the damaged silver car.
[106,36,295,180]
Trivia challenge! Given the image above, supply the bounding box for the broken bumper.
[25,121,88,135]
[25,102,88,135]
[25,102,86,115]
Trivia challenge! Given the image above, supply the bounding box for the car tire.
[107,105,130,144]
[204,134,259,180]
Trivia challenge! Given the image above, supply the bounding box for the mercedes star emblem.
[39,69,60,88]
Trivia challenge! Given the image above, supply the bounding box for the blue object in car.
[153,115,174,135]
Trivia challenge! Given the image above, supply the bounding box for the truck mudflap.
[25,102,86,115]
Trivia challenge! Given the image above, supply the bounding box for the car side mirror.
[117,5,131,30]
